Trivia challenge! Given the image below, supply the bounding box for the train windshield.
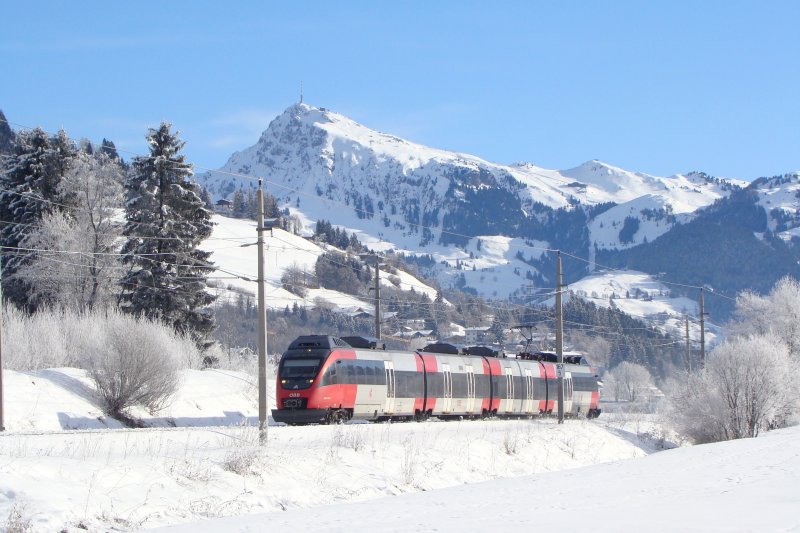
[279,357,324,389]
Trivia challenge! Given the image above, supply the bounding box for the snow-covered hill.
[566,269,721,345]
[0,366,663,531]
[205,214,439,312]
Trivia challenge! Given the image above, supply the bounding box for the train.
[272,335,602,425]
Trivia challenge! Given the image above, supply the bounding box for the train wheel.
[328,409,348,425]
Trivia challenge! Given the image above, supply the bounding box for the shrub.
[88,311,188,415]
[666,335,797,443]
[2,304,197,416]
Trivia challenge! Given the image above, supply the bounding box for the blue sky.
[2,1,798,181]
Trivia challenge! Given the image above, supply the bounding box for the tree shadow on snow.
[36,369,99,406]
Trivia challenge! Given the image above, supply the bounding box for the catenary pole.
[685,315,692,372]
[699,288,706,365]
[374,259,381,341]
[257,179,268,445]
[555,251,564,424]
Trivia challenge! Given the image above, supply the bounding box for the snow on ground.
[2,366,797,532]
[0,367,664,532]
[161,423,800,533]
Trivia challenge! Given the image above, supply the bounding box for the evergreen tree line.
[0,121,216,348]
[313,219,364,251]
[213,184,303,235]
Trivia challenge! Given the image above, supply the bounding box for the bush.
[1,305,198,416]
[666,335,797,443]
[87,311,189,415]
[3,503,32,533]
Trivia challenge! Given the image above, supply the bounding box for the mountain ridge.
[195,103,800,319]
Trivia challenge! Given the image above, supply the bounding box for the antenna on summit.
[300,81,304,104]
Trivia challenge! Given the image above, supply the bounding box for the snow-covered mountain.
[195,103,799,325]
[752,172,800,241]
[196,104,741,251]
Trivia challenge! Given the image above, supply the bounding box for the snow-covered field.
[1,366,797,532]
[162,423,800,533]
[1,367,664,532]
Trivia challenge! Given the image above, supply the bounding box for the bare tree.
[666,335,797,443]
[15,151,123,311]
[568,331,611,370]
[733,277,800,358]
[607,361,654,402]
[281,262,315,296]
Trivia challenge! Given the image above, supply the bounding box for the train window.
[356,364,366,384]
[281,358,322,378]
[279,357,323,390]
[365,365,376,385]
[321,365,337,386]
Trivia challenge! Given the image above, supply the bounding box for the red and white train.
[272,335,602,425]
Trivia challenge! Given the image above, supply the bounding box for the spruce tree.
[232,187,246,218]
[99,138,120,161]
[119,123,216,347]
[0,127,77,310]
[0,110,14,155]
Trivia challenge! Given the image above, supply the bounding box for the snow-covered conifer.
[0,127,77,310]
[0,109,14,155]
[119,123,215,347]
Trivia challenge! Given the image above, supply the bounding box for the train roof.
[286,335,351,350]
[521,350,591,365]
[421,342,464,355]
[340,336,386,350]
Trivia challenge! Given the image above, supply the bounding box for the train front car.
[273,335,426,425]
[273,335,356,425]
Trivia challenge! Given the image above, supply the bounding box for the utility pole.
[374,259,381,341]
[684,315,692,372]
[699,288,706,365]
[362,253,381,341]
[256,179,268,445]
[555,251,564,424]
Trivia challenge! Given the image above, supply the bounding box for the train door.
[564,372,573,414]
[465,364,475,413]
[524,368,534,414]
[442,363,453,413]
[504,367,514,412]
[384,360,396,414]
